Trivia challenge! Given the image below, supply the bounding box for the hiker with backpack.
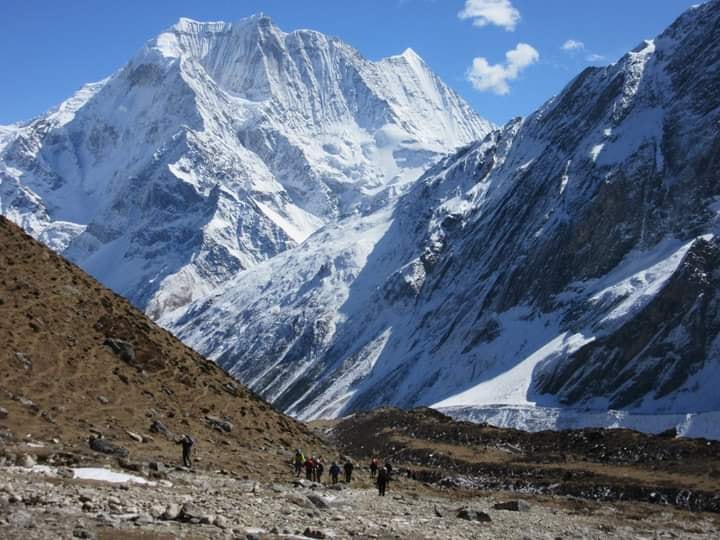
[330,462,341,484]
[293,449,305,477]
[385,461,393,481]
[343,459,354,483]
[377,465,389,496]
[305,456,315,480]
[316,458,325,483]
[177,434,195,468]
[370,457,378,477]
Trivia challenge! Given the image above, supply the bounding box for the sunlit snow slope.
[0,15,491,317]
[167,1,720,438]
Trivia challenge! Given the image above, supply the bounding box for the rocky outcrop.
[536,238,720,407]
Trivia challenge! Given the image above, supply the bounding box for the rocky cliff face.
[166,1,720,432]
[0,15,491,318]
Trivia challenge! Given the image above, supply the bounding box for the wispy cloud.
[458,0,520,31]
[586,53,606,62]
[562,39,585,52]
[467,43,539,95]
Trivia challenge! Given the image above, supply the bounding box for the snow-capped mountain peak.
[164,1,720,440]
[0,15,491,319]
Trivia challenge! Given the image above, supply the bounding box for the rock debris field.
[1,462,719,539]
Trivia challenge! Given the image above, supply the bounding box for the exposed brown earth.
[323,408,720,513]
[0,216,330,477]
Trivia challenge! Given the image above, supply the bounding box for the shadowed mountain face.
[0,216,329,473]
[0,15,491,319]
[166,1,720,433]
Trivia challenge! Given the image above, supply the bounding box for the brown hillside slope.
[0,216,329,476]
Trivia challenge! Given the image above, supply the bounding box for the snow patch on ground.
[72,467,155,485]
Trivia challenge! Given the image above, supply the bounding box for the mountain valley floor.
[1,408,720,539]
[0,455,718,539]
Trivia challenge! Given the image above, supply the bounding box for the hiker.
[330,462,340,484]
[377,465,389,496]
[177,434,195,468]
[385,461,393,481]
[305,456,315,480]
[370,457,378,477]
[344,459,354,483]
[316,459,324,483]
[293,449,305,477]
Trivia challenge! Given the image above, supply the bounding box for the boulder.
[303,527,326,539]
[214,515,229,529]
[205,415,233,433]
[16,454,36,468]
[72,528,95,539]
[88,436,129,458]
[103,338,135,363]
[286,494,314,509]
[457,508,491,522]
[149,420,173,439]
[306,494,331,510]
[126,431,143,443]
[117,458,145,474]
[178,502,214,524]
[0,407,8,419]
[493,500,531,512]
[148,461,166,473]
[7,510,32,528]
[160,503,181,521]
[133,513,154,525]
[14,352,32,370]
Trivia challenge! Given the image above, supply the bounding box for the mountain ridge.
[166,0,720,437]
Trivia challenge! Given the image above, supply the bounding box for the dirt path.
[1,464,719,539]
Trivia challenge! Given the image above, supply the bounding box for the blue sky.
[0,0,700,125]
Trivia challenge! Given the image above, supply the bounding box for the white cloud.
[459,0,520,31]
[586,53,606,62]
[562,39,585,52]
[467,43,539,95]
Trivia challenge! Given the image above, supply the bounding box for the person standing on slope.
[377,465,389,496]
[178,434,195,468]
[330,462,341,484]
[293,449,305,477]
[305,456,315,480]
[316,458,325,484]
[370,457,378,477]
[344,459,354,483]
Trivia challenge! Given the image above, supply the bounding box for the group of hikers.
[174,439,393,496]
[293,450,393,496]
